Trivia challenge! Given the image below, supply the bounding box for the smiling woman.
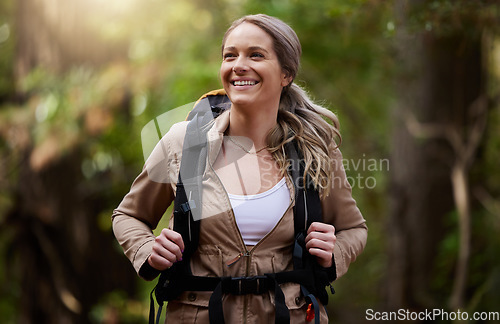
[221,23,289,108]
[112,13,367,324]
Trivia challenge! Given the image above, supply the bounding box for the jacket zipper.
[221,174,295,323]
[207,133,250,323]
[207,135,296,323]
[226,251,250,267]
[223,173,295,267]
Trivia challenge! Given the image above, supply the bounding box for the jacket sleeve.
[112,128,178,280]
[321,148,367,280]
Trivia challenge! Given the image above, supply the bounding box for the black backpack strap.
[285,141,323,234]
[285,141,326,324]
[208,274,290,324]
[150,94,229,324]
[174,94,230,256]
[285,141,305,233]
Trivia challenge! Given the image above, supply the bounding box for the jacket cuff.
[321,253,337,282]
[332,243,346,280]
[138,257,161,281]
[133,239,156,278]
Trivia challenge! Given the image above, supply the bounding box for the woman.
[113,14,367,323]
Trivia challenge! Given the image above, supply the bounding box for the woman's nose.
[232,57,248,74]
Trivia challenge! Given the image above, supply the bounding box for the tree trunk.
[3,1,136,323]
[387,0,484,310]
[6,151,137,324]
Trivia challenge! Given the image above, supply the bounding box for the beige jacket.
[112,110,367,323]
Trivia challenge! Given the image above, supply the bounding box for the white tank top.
[228,177,291,246]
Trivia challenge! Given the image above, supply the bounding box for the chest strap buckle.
[222,276,269,295]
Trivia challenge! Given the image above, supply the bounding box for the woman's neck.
[227,104,278,149]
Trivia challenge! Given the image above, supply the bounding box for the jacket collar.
[206,109,230,165]
[205,109,296,201]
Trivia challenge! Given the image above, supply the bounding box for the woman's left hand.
[305,222,336,268]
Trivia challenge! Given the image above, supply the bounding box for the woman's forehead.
[223,23,274,50]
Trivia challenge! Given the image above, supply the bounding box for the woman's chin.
[227,93,255,107]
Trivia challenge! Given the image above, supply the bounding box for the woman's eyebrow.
[223,46,270,54]
[223,46,237,52]
[248,46,269,53]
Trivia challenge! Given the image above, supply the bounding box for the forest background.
[0,0,499,323]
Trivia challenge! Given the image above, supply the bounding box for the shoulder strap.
[152,93,230,323]
[173,93,231,269]
[285,140,326,321]
[285,141,323,235]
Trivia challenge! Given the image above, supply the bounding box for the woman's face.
[220,22,290,111]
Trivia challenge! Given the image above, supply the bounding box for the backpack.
[149,90,336,324]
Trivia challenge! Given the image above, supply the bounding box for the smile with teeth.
[233,80,258,86]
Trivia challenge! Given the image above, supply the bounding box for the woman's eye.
[251,52,264,58]
[223,53,235,60]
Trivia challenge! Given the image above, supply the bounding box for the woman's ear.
[281,73,293,87]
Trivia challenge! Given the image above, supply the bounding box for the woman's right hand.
[148,228,185,271]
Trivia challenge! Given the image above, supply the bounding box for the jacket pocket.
[268,252,304,310]
[166,299,209,323]
[267,283,329,324]
[174,291,212,307]
[176,244,223,308]
[191,244,224,277]
[268,282,306,310]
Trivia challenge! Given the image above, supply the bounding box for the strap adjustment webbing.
[208,273,289,324]
[222,275,269,295]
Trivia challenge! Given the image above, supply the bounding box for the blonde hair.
[222,14,341,197]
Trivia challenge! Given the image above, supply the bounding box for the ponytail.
[268,83,341,198]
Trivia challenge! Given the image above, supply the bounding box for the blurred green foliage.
[0,0,499,323]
